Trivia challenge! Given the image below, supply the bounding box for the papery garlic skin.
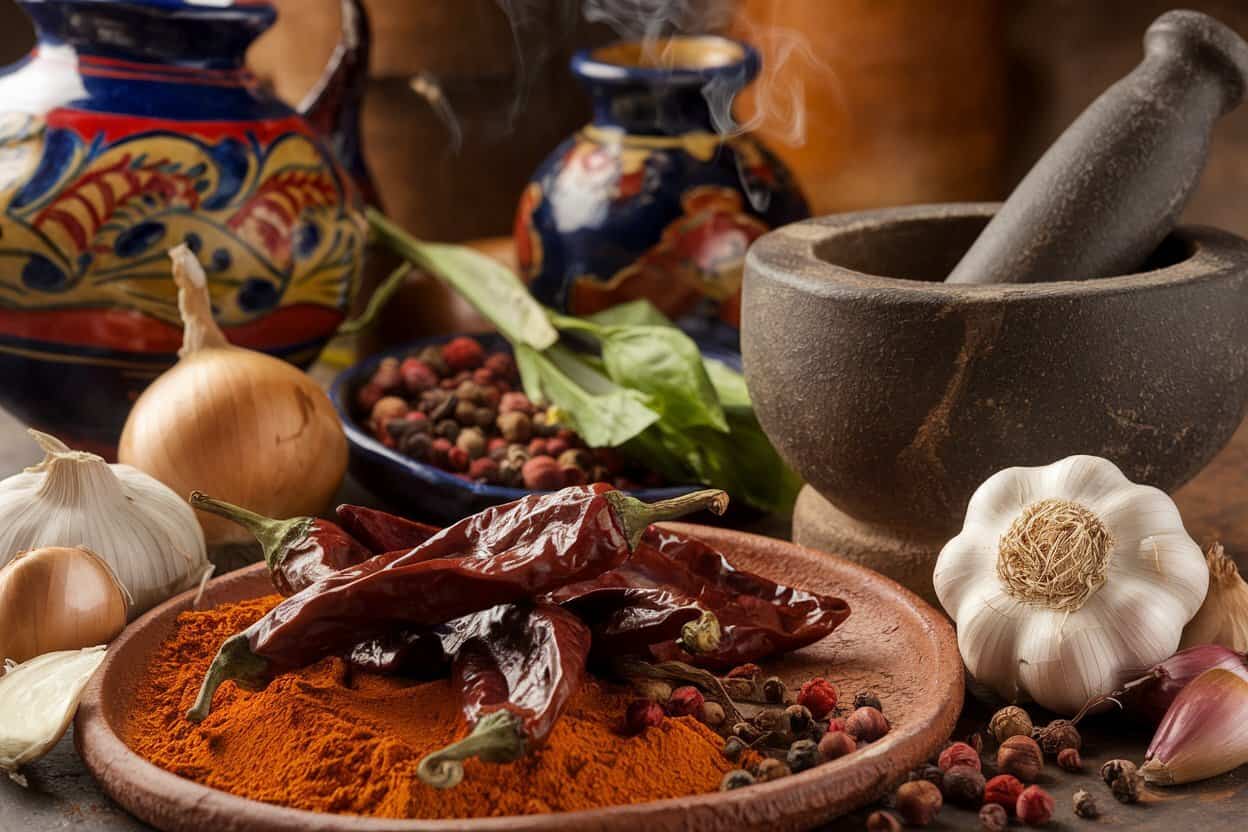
[0,646,106,772]
[0,431,209,617]
[934,455,1208,715]
[1180,543,1248,653]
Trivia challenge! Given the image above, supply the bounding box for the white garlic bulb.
[0,430,209,616]
[934,455,1209,715]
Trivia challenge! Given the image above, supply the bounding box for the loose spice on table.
[125,596,736,819]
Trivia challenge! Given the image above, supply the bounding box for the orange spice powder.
[122,596,735,819]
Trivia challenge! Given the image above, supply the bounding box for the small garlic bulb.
[0,430,209,617]
[1180,542,1248,652]
[934,455,1209,715]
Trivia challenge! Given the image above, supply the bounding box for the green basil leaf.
[703,357,751,411]
[600,326,729,433]
[586,300,676,330]
[515,344,659,448]
[369,209,558,350]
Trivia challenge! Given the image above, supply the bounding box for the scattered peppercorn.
[818,730,856,760]
[983,774,1024,813]
[521,456,563,490]
[756,758,791,782]
[720,770,755,791]
[732,721,763,743]
[1072,787,1099,819]
[938,741,982,772]
[784,704,814,735]
[624,700,664,735]
[1111,768,1143,804]
[797,677,838,718]
[978,802,1008,832]
[852,690,883,712]
[895,779,943,826]
[698,701,726,728]
[763,676,789,704]
[786,739,821,772]
[1100,758,1137,786]
[1056,747,1082,772]
[865,810,902,832]
[753,708,791,738]
[942,764,986,808]
[996,734,1043,782]
[442,336,486,371]
[909,763,944,791]
[723,736,747,762]
[1033,718,1081,754]
[1016,785,1054,826]
[666,686,705,718]
[825,716,848,735]
[988,705,1034,744]
[845,706,889,742]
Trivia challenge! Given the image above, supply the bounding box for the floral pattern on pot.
[515,35,808,347]
[0,0,368,456]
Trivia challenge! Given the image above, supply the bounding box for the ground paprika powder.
[123,596,736,819]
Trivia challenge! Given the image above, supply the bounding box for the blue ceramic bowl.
[331,335,741,524]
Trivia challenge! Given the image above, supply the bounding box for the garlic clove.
[1180,543,1248,653]
[954,588,1027,703]
[0,646,106,772]
[960,465,1043,539]
[934,534,1000,618]
[1014,607,1118,715]
[1038,455,1130,509]
[1143,668,1248,785]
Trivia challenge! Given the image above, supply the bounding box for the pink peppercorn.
[797,677,838,718]
[666,686,705,717]
[442,337,485,372]
[938,741,982,772]
[399,358,438,393]
[625,700,665,735]
[1016,785,1055,826]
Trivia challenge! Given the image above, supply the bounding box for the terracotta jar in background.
[730,0,1009,214]
[249,0,603,345]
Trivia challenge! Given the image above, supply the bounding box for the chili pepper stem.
[187,634,272,723]
[678,610,723,655]
[189,491,313,574]
[605,489,729,550]
[417,710,527,789]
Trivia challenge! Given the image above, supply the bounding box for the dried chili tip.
[417,710,527,790]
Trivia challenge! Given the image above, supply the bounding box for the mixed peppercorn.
[862,702,1147,829]
[354,336,666,490]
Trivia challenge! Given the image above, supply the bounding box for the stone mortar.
[742,203,1248,601]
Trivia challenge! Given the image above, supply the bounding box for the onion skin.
[1120,644,1248,724]
[119,348,348,545]
[1143,668,1248,785]
[0,547,127,663]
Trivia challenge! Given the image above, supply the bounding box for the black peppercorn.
[909,763,944,791]
[786,739,821,772]
[756,758,791,781]
[434,418,460,440]
[784,704,813,735]
[720,769,755,791]
[941,764,986,808]
[762,676,788,704]
[1073,787,1099,818]
[732,721,763,743]
[723,736,747,762]
[853,690,883,712]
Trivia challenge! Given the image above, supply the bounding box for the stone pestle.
[946,10,1248,286]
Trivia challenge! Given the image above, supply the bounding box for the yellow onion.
[0,546,127,664]
[119,246,347,545]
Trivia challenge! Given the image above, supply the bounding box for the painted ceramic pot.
[0,0,371,455]
[515,35,808,347]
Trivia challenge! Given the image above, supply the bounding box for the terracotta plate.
[75,524,963,832]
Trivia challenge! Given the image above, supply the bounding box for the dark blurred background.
[0,0,1242,237]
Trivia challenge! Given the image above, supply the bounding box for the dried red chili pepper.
[187,485,727,721]
[640,527,849,668]
[189,492,374,596]
[335,504,440,554]
[418,603,591,788]
[551,581,722,656]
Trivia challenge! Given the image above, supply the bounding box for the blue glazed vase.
[0,0,371,456]
[514,35,808,346]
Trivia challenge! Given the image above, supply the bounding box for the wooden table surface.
[2,405,1246,831]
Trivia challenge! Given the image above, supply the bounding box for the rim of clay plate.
[746,201,1248,305]
[75,524,963,832]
